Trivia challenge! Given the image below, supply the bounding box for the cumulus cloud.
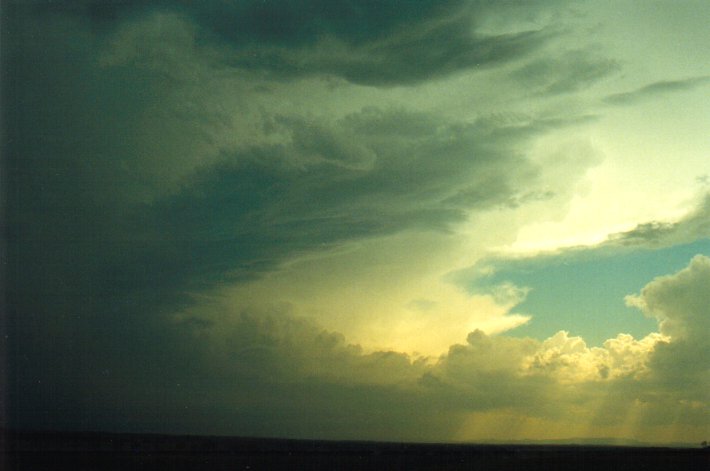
[624,256,710,409]
[442,242,709,438]
[437,256,708,438]
[7,247,709,442]
[625,255,710,340]
[521,331,665,383]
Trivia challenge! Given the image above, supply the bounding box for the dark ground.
[3,430,708,470]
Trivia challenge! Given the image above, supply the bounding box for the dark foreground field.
[3,430,708,470]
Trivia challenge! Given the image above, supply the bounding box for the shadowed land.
[3,430,708,470]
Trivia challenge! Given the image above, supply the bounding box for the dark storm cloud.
[229,22,550,86]
[7,302,442,437]
[9,298,556,439]
[214,0,552,86]
[603,75,710,105]
[3,1,588,437]
[6,98,548,311]
[33,0,462,43]
[16,0,552,86]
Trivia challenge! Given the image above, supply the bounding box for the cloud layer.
[10,253,708,442]
[4,1,709,444]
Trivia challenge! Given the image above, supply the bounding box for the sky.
[3,0,710,445]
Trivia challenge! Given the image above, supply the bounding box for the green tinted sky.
[4,0,710,445]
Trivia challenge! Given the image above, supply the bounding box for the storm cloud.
[14,0,557,86]
[3,1,580,434]
[4,0,709,444]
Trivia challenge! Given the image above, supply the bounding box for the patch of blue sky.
[461,238,710,346]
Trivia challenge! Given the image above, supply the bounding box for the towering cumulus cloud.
[627,256,710,397]
[3,0,709,444]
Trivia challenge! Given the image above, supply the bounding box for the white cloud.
[520,331,666,383]
[625,255,710,341]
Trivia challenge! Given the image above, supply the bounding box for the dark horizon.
[3,428,704,449]
[5,429,709,471]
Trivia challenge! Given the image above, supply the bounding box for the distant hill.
[471,437,697,448]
